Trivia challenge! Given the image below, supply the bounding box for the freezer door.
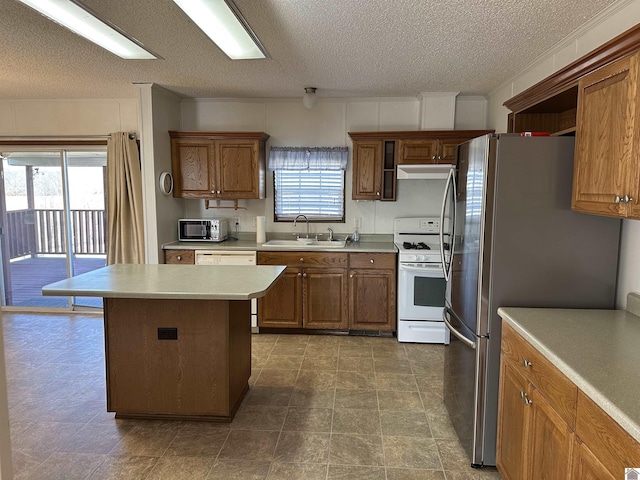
[447,135,491,336]
[443,307,488,467]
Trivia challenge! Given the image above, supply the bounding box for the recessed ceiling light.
[173,0,268,60]
[16,0,159,59]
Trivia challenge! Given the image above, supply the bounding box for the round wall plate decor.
[159,171,173,195]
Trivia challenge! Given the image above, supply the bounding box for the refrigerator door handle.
[443,308,476,349]
[440,166,456,282]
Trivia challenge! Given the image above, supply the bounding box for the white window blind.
[270,146,347,222]
[274,170,344,221]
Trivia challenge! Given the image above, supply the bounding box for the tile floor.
[2,312,501,479]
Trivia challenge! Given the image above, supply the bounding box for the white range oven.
[395,217,450,344]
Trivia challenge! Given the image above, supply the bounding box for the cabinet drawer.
[258,251,348,268]
[164,249,195,264]
[576,390,640,478]
[501,323,577,427]
[349,253,396,269]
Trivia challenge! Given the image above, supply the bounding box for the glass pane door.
[0,149,107,309]
[66,153,107,308]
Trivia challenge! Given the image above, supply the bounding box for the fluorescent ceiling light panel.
[16,0,158,59]
[173,0,267,60]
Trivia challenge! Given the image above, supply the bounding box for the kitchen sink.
[262,239,346,249]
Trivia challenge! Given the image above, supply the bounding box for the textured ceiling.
[0,0,619,99]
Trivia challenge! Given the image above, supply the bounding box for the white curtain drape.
[106,132,145,265]
[268,147,348,170]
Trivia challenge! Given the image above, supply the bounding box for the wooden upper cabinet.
[169,131,269,200]
[216,140,262,198]
[397,139,438,164]
[398,137,470,165]
[572,52,640,218]
[171,139,214,197]
[349,130,493,202]
[352,140,383,200]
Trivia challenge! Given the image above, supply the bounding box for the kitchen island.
[42,264,285,421]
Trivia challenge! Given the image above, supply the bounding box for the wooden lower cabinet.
[526,387,574,480]
[164,249,195,264]
[303,268,348,329]
[498,323,640,479]
[496,362,529,480]
[257,252,348,330]
[258,251,396,331]
[571,439,615,480]
[348,253,396,331]
[257,267,303,327]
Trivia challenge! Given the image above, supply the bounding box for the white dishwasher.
[195,250,258,328]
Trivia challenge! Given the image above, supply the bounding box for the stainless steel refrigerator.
[440,134,620,467]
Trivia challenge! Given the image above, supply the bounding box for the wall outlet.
[353,217,362,229]
[234,216,241,226]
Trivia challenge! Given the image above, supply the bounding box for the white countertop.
[498,303,640,443]
[162,236,397,253]
[42,264,286,301]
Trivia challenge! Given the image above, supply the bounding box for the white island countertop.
[42,264,286,301]
[498,300,640,443]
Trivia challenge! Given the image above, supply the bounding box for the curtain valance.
[268,146,348,170]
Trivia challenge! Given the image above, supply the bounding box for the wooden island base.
[104,297,251,422]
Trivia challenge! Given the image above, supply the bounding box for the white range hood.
[396,163,454,180]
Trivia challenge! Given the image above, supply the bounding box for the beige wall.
[0,99,138,136]
[137,84,184,264]
[177,95,487,238]
[487,0,640,309]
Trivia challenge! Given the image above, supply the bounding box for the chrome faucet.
[293,214,310,238]
[327,228,334,241]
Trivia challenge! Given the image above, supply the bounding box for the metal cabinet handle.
[299,258,304,262]
[520,391,533,405]
[217,190,221,194]
[176,255,182,261]
[370,259,374,263]
[376,191,380,196]
[350,274,354,278]
[523,359,532,368]
[303,273,307,278]
[432,155,437,160]
[622,194,634,203]
[297,272,302,277]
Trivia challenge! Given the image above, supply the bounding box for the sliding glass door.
[0,149,107,309]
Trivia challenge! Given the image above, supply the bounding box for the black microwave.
[178,219,228,242]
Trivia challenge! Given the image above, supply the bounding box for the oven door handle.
[443,308,476,349]
[399,264,445,275]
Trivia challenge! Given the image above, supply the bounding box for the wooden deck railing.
[6,209,106,260]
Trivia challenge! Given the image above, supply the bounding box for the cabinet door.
[397,139,438,164]
[573,52,640,217]
[497,361,529,480]
[526,387,574,480]
[571,439,615,480]
[171,139,214,197]
[439,138,468,164]
[258,267,303,328]
[348,269,396,331]
[216,140,263,199]
[352,141,383,199]
[303,268,348,329]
